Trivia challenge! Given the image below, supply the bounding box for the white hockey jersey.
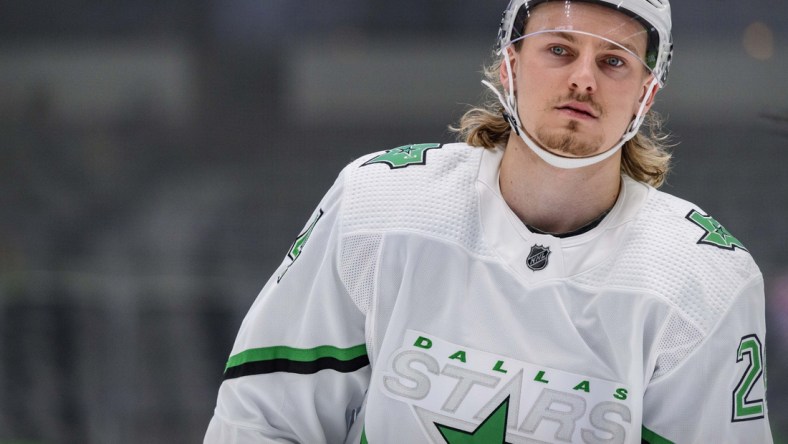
[205,143,772,444]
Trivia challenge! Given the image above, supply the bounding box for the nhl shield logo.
[526,245,551,271]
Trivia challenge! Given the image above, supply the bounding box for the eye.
[604,56,625,68]
[549,46,569,57]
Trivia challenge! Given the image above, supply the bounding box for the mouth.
[556,102,599,120]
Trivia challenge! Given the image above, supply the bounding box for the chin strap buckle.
[502,111,521,136]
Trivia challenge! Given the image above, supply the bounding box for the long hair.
[452,56,673,188]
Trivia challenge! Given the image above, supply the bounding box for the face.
[501,2,657,158]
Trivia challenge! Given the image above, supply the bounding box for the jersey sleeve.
[642,275,773,443]
[204,168,371,444]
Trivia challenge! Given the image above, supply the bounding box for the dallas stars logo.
[362,143,442,169]
[436,397,511,444]
[277,209,323,282]
[686,209,747,251]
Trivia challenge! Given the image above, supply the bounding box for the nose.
[568,53,597,94]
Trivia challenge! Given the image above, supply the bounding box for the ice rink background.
[1,1,786,442]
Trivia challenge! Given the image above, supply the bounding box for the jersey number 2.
[732,334,765,422]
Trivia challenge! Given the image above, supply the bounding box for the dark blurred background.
[0,1,786,443]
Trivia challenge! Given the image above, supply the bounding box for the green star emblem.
[361,143,442,169]
[686,209,747,251]
[277,209,323,282]
[436,397,511,444]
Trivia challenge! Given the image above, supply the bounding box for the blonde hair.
[452,56,673,188]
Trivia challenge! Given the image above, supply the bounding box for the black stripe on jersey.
[223,354,370,380]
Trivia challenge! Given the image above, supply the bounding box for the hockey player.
[205,0,773,442]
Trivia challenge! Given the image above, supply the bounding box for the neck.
[499,136,622,235]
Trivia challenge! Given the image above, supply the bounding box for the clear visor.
[508,1,656,74]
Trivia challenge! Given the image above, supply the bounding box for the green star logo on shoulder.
[686,209,747,251]
[277,209,323,283]
[362,143,442,169]
[436,397,511,444]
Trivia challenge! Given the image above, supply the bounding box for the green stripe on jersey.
[225,344,368,370]
[641,426,674,444]
[360,426,368,444]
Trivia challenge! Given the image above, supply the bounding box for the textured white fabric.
[340,233,382,315]
[650,311,704,380]
[344,147,495,258]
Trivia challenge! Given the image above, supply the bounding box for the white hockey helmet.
[496,0,673,86]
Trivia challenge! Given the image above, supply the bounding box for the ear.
[499,47,518,93]
[634,78,660,114]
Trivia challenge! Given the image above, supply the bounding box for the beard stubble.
[534,93,605,157]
